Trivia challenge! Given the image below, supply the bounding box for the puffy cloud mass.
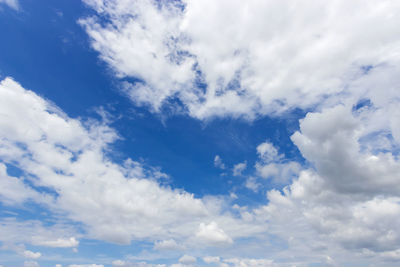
[0,77,259,252]
[81,0,400,119]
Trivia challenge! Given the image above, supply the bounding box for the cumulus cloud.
[0,77,209,245]
[178,255,196,265]
[81,0,400,120]
[69,265,104,267]
[23,250,41,259]
[232,161,246,176]
[0,163,49,205]
[195,222,233,246]
[202,256,220,264]
[254,141,300,184]
[153,239,181,251]
[0,78,265,257]
[249,96,400,263]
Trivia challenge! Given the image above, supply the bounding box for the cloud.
[80,0,400,120]
[0,77,211,245]
[23,250,41,259]
[249,95,400,263]
[0,163,50,205]
[0,0,18,10]
[0,77,264,256]
[214,155,225,170]
[33,237,79,248]
[232,161,246,176]
[69,265,103,267]
[195,222,233,246]
[244,177,260,193]
[202,256,220,264]
[254,141,300,184]
[153,239,181,251]
[178,255,196,264]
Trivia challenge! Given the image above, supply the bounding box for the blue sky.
[1,1,400,267]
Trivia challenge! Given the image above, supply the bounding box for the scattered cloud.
[214,155,225,170]
[178,255,196,265]
[195,222,233,246]
[23,250,41,259]
[232,161,246,176]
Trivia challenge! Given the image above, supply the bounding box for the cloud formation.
[81,0,400,119]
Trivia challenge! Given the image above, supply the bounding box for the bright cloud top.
[81,0,400,119]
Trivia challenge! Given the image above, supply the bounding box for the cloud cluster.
[0,78,267,257]
[81,0,400,119]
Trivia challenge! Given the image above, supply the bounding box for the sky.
[0,0,400,266]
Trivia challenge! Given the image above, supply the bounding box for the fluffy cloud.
[69,265,104,267]
[33,237,79,248]
[254,141,300,184]
[0,78,263,257]
[195,222,233,246]
[178,255,196,265]
[232,162,246,176]
[202,256,220,264]
[22,250,41,259]
[153,239,181,251]
[0,77,208,245]
[0,163,49,205]
[214,155,225,170]
[249,98,400,264]
[81,0,400,119]
[0,217,79,251]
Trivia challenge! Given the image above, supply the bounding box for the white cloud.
[256,142,282,163]
[23,250,41,259]
[0,163,50,205]
[178,255,196,265]
[0,77,211,245]
[254,141,300,184]
[33,237,79,248]
[153,239,181,251]
[195,222,233,246]
[214,155,225,170]
[0,217,79,256]
[0,78,266,257]
[202,256,220,264]
[244,177,260,193]
[0,0,18,10]
[232,161,246,176]
[80,0,400,120]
